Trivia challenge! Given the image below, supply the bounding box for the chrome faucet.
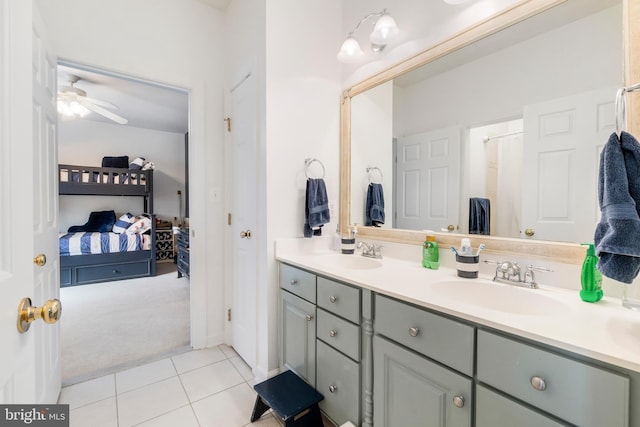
[357,241,383,259]
[485,260,553,289]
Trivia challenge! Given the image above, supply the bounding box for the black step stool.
[251,370,324,426]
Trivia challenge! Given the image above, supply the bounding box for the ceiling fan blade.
[82,96,120,110]
[79,99,128,125]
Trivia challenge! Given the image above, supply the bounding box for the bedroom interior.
[57,63,192,384]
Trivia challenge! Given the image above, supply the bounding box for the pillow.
[67,210,116,233]
[129,157,146,170]
[126,215,152,235]
[112,212,135,234]
[102,156,129,168]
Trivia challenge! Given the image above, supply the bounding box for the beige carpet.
[60,263,191,386]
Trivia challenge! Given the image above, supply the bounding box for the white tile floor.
[58,345,291,427]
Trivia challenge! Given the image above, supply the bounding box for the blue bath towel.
[365,183,385,227]
[304,178,330,238]
[469,198,490,235]
[594,131,640,283]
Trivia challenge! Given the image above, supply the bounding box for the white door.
[522,87,615,241]
[230,74,257,369]
[395,127,460,231]
[0,0,61,403]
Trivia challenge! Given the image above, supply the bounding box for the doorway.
[56,62,192,385]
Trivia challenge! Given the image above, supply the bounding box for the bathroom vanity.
[277,240,640,427]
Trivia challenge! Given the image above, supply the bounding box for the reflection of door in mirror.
[395,127,460,232]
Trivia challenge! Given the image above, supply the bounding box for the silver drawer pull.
[329,329,337,337]
[329,385,337,393]
[409,327,419,337]
[305,314,313,322]
[452,395,465,408]
[530,376,547,391]
[329,295,338,303]
[290,279,298,286]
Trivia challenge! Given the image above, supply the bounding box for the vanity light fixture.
[337,9,399,63]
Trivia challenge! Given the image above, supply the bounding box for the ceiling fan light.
[70,101,90,117]
[370,13,399,46]
[337,36,365,63]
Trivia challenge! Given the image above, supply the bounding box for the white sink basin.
[430,279,569,315]
[314,254,382,270]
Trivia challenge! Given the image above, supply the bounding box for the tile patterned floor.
[58,345,323,427]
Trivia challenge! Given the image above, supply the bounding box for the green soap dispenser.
[422,231,439,270]
[580,243,603,302]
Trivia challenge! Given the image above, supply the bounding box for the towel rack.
[366,166,383,184]
[304,158,325,179]
[615,82,640,138]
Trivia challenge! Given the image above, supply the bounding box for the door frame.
[55,59,200,347]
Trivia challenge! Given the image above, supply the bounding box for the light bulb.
[337,36,365,63]
[370,13,399,46]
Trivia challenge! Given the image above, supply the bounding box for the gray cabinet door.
[281,290,316,387]
[373,336,472,427]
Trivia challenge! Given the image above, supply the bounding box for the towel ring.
[367,166,383,184]
[305,158,325,179]
[616,82,640,139]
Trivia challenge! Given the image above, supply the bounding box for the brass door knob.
[240,230,252,239]
[525,228,535,237]
[33,254,47,267]
[17,298,62,334]
[447,224,455,232]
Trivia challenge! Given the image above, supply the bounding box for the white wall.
[394,6,621,137]
[351,81,393,227]
[58,120,186,231]
[340,0,521,87]
[38,0,227,348]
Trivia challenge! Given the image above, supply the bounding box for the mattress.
[59,232,151,256]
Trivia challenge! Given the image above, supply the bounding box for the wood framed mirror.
[340,0,640,263]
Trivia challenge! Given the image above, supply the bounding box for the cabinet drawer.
[476,385,565,427]
[76,261,150,284]
[375,294,474,376]
[477,330,629,427]
[317,340,360,426]
[60,268,71,286]
[374,335,472,427]
[280,264,316,303]
[317,308,360,361]
[317,277,360,323]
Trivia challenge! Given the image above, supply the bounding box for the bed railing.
[58,164,154,197]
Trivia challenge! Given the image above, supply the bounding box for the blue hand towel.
[304,178,330,238]
[594,131,640,283]
[365,183,385,227]
[469,197,490,235]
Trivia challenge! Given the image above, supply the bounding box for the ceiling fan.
[57,75,128,125]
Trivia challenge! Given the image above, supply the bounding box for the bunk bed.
[58,164,157,287]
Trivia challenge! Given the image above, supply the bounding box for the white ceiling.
[57,64,189,134]
[196,0,232,11]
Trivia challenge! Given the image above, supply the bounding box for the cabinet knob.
[452,395,465,408]
[530,376,547,391]
[329,385,337,393]
[329,329,337,337]
[408,327,419,337]
[329,295,337,303]
[290,279,298,286]
[305,314,313,322]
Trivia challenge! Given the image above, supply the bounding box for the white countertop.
[275,237,640,373]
